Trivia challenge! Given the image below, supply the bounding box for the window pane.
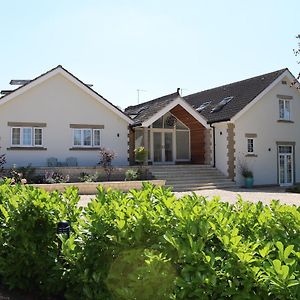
[12,128,20,145]
[23,128,32,146]
[135,129,144,148]
[93,130,100,146]
[83,129,92,146]
[247,139,254,153]
[164,114,176,129]
[34,128,42,146]
[152,117,163,128]
[279,99,284,119]
[176,119,188,130]
[285,100,290,120]
[74,129,82,146]
[279,146,292,154]
[176,131,189,159]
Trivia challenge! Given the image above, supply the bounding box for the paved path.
[79,186,300,207]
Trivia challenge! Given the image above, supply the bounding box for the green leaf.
[284,245,294,260]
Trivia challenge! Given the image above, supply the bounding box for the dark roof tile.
[184,68,287,123]
[125,91,179,124]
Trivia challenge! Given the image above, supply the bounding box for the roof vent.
[211,96,233,113]
[282,80,287,85]
[196,101,211,112]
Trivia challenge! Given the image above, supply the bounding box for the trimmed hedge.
[0,180,299,299]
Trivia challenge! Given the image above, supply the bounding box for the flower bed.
[32,179,165,194]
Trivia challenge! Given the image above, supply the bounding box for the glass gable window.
[11,127,43,147]
[73,128,101,147]
[279,99,291,120]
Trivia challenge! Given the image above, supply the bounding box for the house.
[0,65,133,167]
[1,65,299,187]
[125,68,300,186]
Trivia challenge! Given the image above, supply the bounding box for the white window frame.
[279,99,291,121]
[11,127,43,147]
[93,129,101,146]
[33,127,43,146]
[247,138,254,154]
[72,128,101,147]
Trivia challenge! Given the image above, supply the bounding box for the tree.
[292,34,300,88]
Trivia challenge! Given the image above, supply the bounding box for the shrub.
[16,164,36,183]
[0,148,6,177]
[98,148,115,181]
[0,182,81,297]
[44,171,70,184]
[78,172,99,182]
[125,169,139,181]
[134,146,148,165]
[0,183,300,299]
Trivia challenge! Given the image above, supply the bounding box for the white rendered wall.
[234,76,300,185]
[0,74,129,167]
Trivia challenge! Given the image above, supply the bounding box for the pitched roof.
[0,65,133,124]
[125,91,180,124]
[184,68,288,123]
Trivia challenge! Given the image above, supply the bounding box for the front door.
[153,131,174,163]
[278,145,294,186]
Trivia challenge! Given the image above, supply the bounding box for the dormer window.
[279,99,291,120]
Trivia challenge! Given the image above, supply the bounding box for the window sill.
[7,147,47,151]
[277,119,294,123]
[69,147,101,151]
[245,154,257,157]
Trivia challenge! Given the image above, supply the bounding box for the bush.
[98,148,116,181]
[44,171,70,184]
[0,183,300,299]
[125,169,139,181]
[0,148,6,177]
[0,182,81,297]
[78,172,99,182]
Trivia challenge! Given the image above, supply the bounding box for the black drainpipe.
[210,124,216,167]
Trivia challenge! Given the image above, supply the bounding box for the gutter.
[208,118,230,168]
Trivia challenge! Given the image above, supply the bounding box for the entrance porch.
[129,105,211,165]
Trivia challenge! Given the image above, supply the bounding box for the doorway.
[153,131,174,163]
[278,145,294,186]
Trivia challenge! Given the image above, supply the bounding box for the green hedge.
[0,180,299,299]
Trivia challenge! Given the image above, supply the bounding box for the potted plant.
[238,159,254,188]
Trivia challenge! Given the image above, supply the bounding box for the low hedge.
[0,180,299,299]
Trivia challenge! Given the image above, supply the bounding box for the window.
[73,128,100,147]
[279,99,291,120]
[11,127,43,147]
[247,138,254,153]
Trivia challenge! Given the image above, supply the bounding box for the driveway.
[79,186,300,207]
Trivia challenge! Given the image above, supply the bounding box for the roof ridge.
[184,68,288,99]
[125,91,179,111]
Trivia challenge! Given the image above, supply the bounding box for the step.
[147,164,236,191]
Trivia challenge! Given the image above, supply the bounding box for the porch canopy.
[125,91,209,165]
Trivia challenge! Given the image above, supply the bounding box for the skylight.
[196,101,211,112]
[211,96,233,113]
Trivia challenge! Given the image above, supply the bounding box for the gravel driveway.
[79,186,300,207]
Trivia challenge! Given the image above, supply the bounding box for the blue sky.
[0,0,298,109]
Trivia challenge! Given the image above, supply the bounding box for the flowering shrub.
[44,171,70,184]
[98,147,116,181]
